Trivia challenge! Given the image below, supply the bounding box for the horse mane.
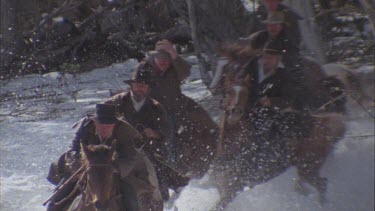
[218,41,258,63]
[80,144,112,166]
[210,40,257,93]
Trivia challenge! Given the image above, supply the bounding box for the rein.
[82,162,121,208]
[218,84,248,157]
[216,113,227,157]
[86,163,113,168]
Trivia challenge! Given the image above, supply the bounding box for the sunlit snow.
[0,58,374,211]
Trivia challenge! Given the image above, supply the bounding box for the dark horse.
[67,142,124,211]
[172,94,218,178]
[209,49,346,210]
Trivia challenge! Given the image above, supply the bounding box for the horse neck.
[222,117,251,149]
[81,167,122,211]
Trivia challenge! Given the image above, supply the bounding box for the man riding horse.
[104,64,190,202]
[243,11,301,73]
[210,37,346,211]
[238,39,309,162]
[240,40,300,111]
[46,104,162,211]
[253,0,303,46]
[244,4,346,113]
[141,39,217,177]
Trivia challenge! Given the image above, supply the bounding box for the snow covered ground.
[0,58,374,211]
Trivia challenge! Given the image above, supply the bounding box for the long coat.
[104,91,189,201]
[69,117,159,196]
[241,58,313,170]
[243,57,298,110]
[105,91,170,143]
[144,55,218,177]
[146,55,191,113]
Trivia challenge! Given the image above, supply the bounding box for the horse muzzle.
[226,108,244,125]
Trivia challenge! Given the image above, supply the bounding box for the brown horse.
[68,142,124,211]
[170,94,219,178]
[209,46,347,114]
[210,56,346,210]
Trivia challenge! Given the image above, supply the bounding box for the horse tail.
[321,76,347,113]
[312,112,346,145]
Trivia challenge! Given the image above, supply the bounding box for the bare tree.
[186,0,257,86]
[358,0,375,37]
[1,0,17,76]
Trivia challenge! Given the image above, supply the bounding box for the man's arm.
[122,151,157,194]
[69,117,90,153]
[148,102,170,140]
[155,39,191,81]
[104,92,126,107]
[172,56,191,82]
[116,121,143,159]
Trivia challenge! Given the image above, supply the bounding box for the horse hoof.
[294,180,310,195]
[318,193,328,205]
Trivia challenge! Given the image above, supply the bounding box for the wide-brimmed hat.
[92,104,118,124]
[263,40,283,55]
[123,61,153,85]
[149,49,172,61]
[261,11,285,24]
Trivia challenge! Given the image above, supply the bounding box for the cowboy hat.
[261,11,285,24]
[123,61,154,85]
[92,104,118,124]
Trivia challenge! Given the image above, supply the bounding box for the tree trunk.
[284,0,326,64]
[358,0,375,38]
[1,0,17,76]
[185,0,256,86]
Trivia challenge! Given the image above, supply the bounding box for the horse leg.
[120,180,141,211]
[295,155,328,204]
[294,177,311,196]
[212,179,245,211]
[138,192,163,211]
[210,165,244,211]
[66,195,83,211]
[212,194,236,211]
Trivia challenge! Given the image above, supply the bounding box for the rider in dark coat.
[240,40,311,138]
[253,0,303,46]
[47,104,161,211]
[105,64,189,201]
[243,10,308,111]
[106,66,170,145]
[239,41,314,177]
[243,11,301,72]
[241,43,298,111]
[139,40,217,177]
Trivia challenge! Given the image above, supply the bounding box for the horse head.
[223,74,252,125]
[209,42,256,126]
[81,140,118,211]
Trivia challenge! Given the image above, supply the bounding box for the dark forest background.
[1,0,374,82]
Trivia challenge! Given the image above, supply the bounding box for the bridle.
[223,80,251,112]
[81,162,122,209]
